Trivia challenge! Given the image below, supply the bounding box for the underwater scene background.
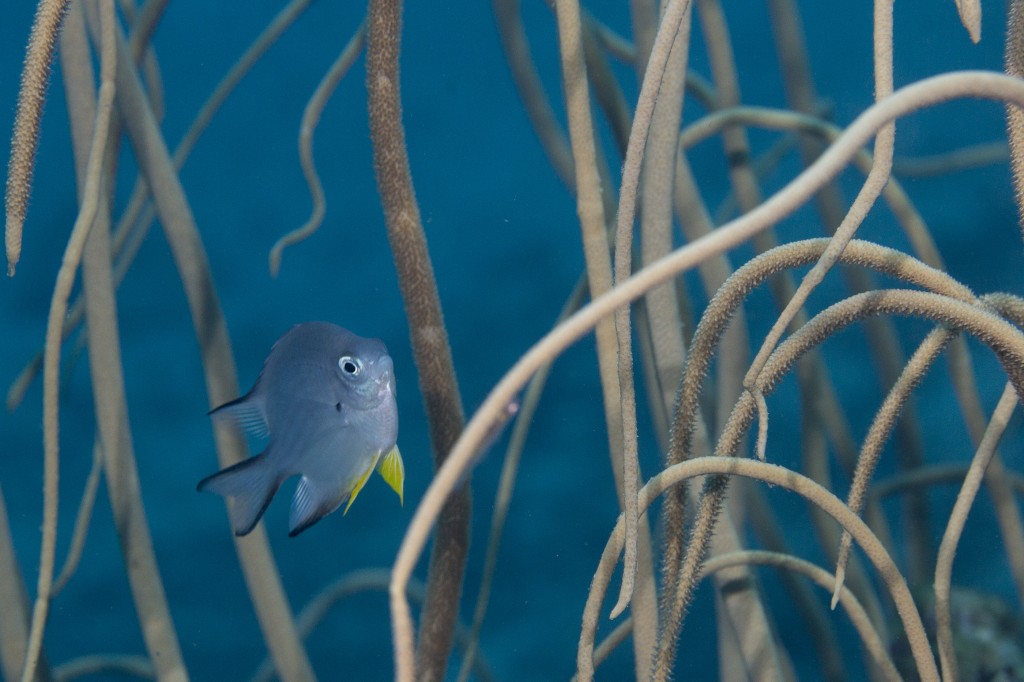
[2,0,1023,680]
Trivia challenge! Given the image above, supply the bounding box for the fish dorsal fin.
[377,446,405,506]
[343,451,382,515]
[209,394,269,438]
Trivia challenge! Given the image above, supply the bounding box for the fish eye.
[338,355,362,377]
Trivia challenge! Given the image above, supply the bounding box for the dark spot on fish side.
[335,402,342,412]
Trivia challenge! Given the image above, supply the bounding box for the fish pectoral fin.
[289,476,342,537]
[343,454,380,515]
[377,446,405,506]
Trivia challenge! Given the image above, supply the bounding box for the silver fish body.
[197,322,404,536]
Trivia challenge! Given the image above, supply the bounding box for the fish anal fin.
[343,453,381,515]
[377,445,405,506]
[209,394,269,438]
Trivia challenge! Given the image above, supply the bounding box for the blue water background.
[1,1,1021,679]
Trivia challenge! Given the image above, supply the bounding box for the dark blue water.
[1,1,1020,680]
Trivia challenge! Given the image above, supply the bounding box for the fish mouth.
[354,370,394,408]
[375,372,393,395]
[374,358,396,398]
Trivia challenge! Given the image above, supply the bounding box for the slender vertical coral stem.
[608,0,693,626]
[5,0,71,276]
[831,328,952,608]
[22,0,115,676]
[366,1,468,680]
[551,0,659,673]
[108,15,314,682]
[743,0,895,401]
[1006,0,1024,243]
[551,0,624,609]
[269,23,365,277]
[955,0,982,43]
[0,482,39,681]
[74,2,188,677]
[934,382,1018,682]
[493,0,574,189]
